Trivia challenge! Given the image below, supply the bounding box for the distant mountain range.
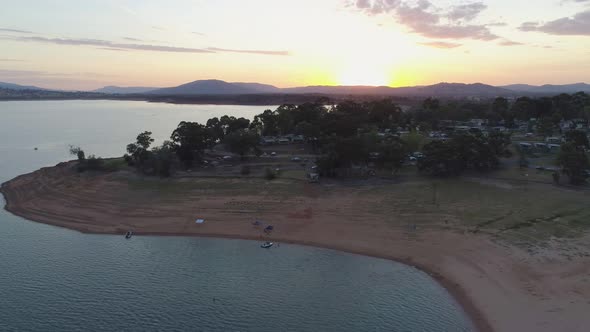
[3,80,590,98]
[102,80,590,97]
[0,82,45,91]
[92,86,160,94]
[499,83,590,94]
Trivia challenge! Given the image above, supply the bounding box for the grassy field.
[124,168,590,252]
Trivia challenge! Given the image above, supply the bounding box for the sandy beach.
[2,162,590,332]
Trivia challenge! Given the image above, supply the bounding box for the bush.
[76,155,105,172]
[264,168,277,180]
[123,154,134,166]
[240,165,251,176]
[102,158,127,172]
[85,155,105,171]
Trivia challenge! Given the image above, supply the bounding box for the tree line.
[69,93,590,184]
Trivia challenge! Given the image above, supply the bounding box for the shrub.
[85,155,105,171]
[123,154,134,166]
[76,155,105,172]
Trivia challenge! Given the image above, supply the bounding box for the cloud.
[499,40,524,46]
[0,27,33,34]
[0,69,45,77]
[3,35,289,56]
[447,2,487,22]
[122,37,143,42]
[13,36,215,53]
[351,0,498,40]
[519,10,590,35]
[419,41,462,48]
[486,22,508,27]
[0,69,116,78]
[207,47,290,56]
[0,58,25,62]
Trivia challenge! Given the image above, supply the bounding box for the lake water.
[0,100,474,331]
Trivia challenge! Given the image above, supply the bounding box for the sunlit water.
[0,100,474,331]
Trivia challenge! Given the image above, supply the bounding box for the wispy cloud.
[350,0,498,41]
[0,58,25,62]
[0,69,45,77]
[499,40,524,46]
[419,41,462,49]
[207,47,290,56]
[0,27,33,34]
[12,36,214,53]
[122,37,143,42]
[519,10,590,35]
[3,35,290,56]
[0,69,116,78]
[486,22,507,27]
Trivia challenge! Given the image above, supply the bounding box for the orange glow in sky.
[0,0,589,90]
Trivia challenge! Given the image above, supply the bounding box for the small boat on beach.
[261,242,273,248]
[125,231,133,239]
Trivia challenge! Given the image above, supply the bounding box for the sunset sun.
[338,66,391,87]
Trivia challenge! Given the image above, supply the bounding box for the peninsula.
[3,98,590,332]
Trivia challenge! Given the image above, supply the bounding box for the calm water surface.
[0,100,474,331]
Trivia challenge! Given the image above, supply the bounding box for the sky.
[0,0,589,90]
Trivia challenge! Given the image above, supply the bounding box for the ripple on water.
[0,219,475,332]
[0,101,474,332]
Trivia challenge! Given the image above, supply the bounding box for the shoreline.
[0,199,493,332]
[2,162,589,332]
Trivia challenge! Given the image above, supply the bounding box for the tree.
[492,97,513,127]
[220,115,250,137]
[69,145,85,161]
[512,97,535,121]
[488,131,512,157]
[126,131,154,169]
[253,109,279,136]
[170,122,212,168]
[206,117,225,142]
[565,130,589,150]
[557,142,590,185]
[223,129,261,160]
[418,140,464,176]
[402,131,425,153]
[536,117,554,137]
[367,99,402,129]
[377,137,406,174]
[149,141,175,177]
[492,97,509,114]
[418,133,501,176]
[423,97,440,111]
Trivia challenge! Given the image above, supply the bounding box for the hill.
[93,86,160,94]
[149,79,281,95]
[0,81,45,91]
[150,80,515,98]
[501,83,590,94]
